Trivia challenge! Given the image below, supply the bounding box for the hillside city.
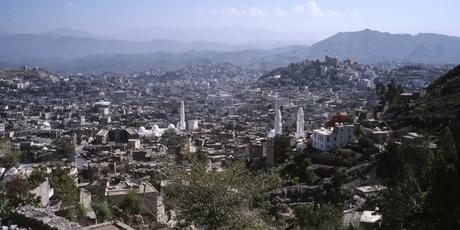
[2,1,460,229]
[1,53,458,229]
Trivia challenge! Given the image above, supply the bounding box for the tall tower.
[274,109,282,135]
[179,100,186,131]
[296,107,305,139]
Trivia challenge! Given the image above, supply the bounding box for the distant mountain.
[384,65,460,134]
[43,27,95,38]
[36,47,310,74]
[112,26,314,46]
[0,28,311,73]
[310,29,460,64]
[0,33,254,60]
[0,31,8,36]
[1,28,459,73]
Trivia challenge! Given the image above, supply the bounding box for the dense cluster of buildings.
[0,57,445,229]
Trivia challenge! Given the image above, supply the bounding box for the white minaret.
[274,109,282,135]
[179,100,186,131]
[296,107,305,139]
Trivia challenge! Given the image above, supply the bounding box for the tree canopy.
[166,158,280,229]
[378,129,460,229]
[93,200,113,222]
[292,203,343,230]
[121,190,141,215]
[0,140,20,181]
[375,80,403,106]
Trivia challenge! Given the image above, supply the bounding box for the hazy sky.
[1,0,459,41]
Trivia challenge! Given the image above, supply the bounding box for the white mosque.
[137,124,177,137]
[137,100,186,137]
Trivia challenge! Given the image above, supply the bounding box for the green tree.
[0,176,39,218]
[27,166,49,188]
[377,141,404,186]
[0,140,20,182]
[386,80,401,104]
[378,137,440,229]
[50,168,79,206]
[194,148,209,165]
[322,169,348,203]
[421,166,460,229]
[93,200,113,222]
[166,158,280,229]
[375,82,386,100]
[418,127,460,229]
[438,127,457,168]
[293,203,343,230]
[401,141,436,189]
[121,190,141,215]
[379,139,435,189]
[0,142,38,219]
[274,136,293,165]
[280,150,315,184]
[380,166,424,230]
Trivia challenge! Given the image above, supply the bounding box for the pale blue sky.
[1,0,459,41]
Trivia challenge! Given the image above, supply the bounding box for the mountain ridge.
[310,29,460,64]
[1,28,460,73]
[20,47,310,73]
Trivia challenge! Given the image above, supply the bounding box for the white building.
[178,100,186,131]
[359,210,382,224]
[274,109,282,136]
[311,123,355,151]
[295,107,305,139]
[267,109,283,138]
[187,120,199,131]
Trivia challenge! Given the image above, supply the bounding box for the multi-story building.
[325,56,339,66]
[311,123,355,151]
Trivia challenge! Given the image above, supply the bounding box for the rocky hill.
[255,59,373,89]
[256,60,323,87]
